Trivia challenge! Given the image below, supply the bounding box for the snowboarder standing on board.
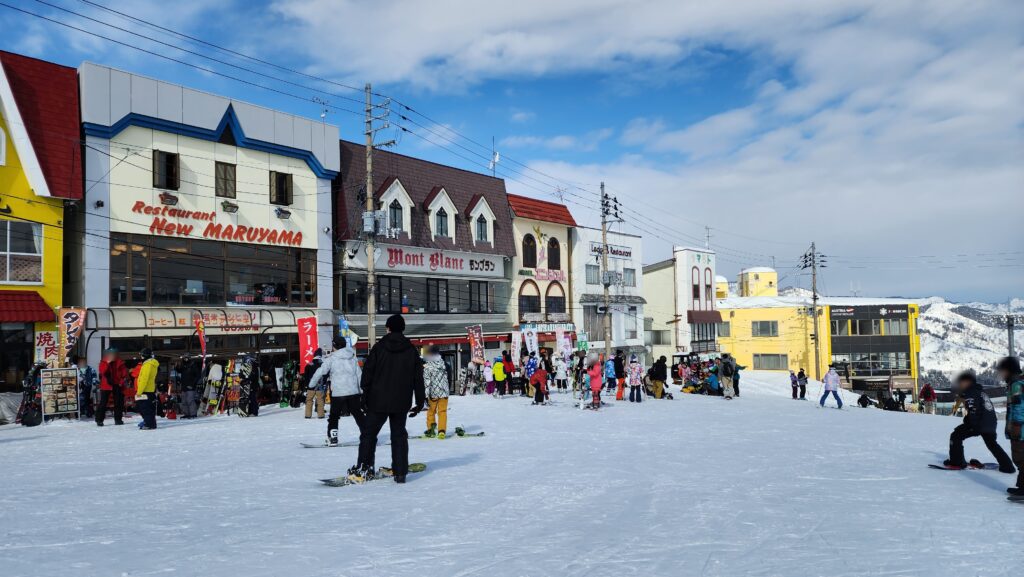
[995,357,1024,497]
[422,345,450,438]
[944,370,1015,473]
[351,315,425,484]
[820,365,843,409]
[309,337,365,447]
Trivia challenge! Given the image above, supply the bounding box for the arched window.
[388,199,403,231]
[522,234,537,268]
[435,207,449,237]
[547,238,561,270]
[691,266,701,309]
[518,280,541,317]
[476,215,488,242]
[704,268,713,308]
[545,282,566,314]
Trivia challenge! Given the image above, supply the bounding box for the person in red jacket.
[96,348,127,426]
[530,367,548,405]
[920,382,937,415]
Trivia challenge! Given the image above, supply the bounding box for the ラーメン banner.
[467,325,485,364]
[297,316,319,374]
[57,307,86,366]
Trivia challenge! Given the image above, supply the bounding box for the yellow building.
[737,267,778,297]
[715,275,729,299]
[0,52,82,389]
[717,290,921,392]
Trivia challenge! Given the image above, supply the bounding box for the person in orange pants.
[423,346,450,438]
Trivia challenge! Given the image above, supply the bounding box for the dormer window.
[389,199,403,231]
[435,207,449,237]
[476,215,488,242]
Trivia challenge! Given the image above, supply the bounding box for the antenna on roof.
[488,136,500,177]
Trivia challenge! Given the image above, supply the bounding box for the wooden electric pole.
[364,83,377,346]
[601,182,612,361]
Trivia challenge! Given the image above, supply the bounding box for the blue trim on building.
[82,105,338,179]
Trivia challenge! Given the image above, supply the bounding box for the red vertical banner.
[467,325,485,365]
[297,316,319,374]
[194,314,207,369]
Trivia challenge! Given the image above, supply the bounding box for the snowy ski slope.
[1,372,1021,577]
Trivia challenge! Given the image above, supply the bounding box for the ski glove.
[408,403,424,418]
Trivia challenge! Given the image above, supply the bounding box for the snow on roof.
[739,267,776,274]
[714,275,728,283]
[718,295,919,310]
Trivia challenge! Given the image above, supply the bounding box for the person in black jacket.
[178,358,202,419]
[351,315,425,483]
[649,356,668,399]
[945,371,1015,472]
[612,350,625,392]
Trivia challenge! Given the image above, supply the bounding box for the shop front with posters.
[72,63,339,378]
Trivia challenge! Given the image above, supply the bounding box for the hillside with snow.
[1,373,1021,577]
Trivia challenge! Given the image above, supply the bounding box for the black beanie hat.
[386,314,406,333]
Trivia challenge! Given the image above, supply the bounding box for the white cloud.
[510,110,535,123]
[500,128,614,152]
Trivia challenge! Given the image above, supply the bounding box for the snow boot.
[328,429,339,447]
[437,431,446,440]
[998,465,1017,474]
[394,474,407,484]
[346,465,375,483]
[1007,487,1024,496]
[943,459,968,470]
[423,424,437,438]
[455,426,466,437]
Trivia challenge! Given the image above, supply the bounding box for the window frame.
[751,320,779,337]
[435,207,450,238]
[269,171,293,206]
[388,199,404,232]
[152,150,180,190]
[623,267,636,287]
[585,264,601,285]
[476,215,488,242]
[753,353,789,370]
[716,321,731,337]
[215,161,236,199]
[0,220,44,284]
[522,234,537,268]
[547,238,561,270]
[426,278,449,313]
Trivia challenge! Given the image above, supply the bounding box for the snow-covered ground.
[2,372,1021,577]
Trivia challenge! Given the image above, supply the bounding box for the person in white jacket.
[309,337,365,446]
[554,355,568,392]
[820,365,843,409]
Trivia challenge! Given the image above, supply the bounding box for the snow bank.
[0,379,1020,577]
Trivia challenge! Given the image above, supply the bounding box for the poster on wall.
[523,327,539,356]
[467,325,485,365]
[40,367,79,418]
[57,307,86,367]
[510,331,522,367]
[555,329,574,363]
[297,316,318,374]
[34,330,59,367]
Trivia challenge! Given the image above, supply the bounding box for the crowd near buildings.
[0,49,924,400]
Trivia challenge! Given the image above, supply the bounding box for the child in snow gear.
[135,349,159,430]
[790,371,799,399]
[423,346,450,438]
[603,355,617,393]
[493,357,507,396]
[628,355,644,403]
[310,337,365,446]
[996,357,1024,495]
[353,315,425,484]
[586,355,604,409]
[820,365,843,409]
[919,382,937,415]
[530,366,548,405]
[945,371,1015,473]
[797,369,808,400]
[96,348,127,426]
[303,349,326,419]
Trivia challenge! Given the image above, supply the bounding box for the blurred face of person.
[956,377,973,392]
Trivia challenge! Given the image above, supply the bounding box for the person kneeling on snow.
[423,346,450,438]
[530,366,548,405]
[945,370,1015,473]
[309,337,365,446]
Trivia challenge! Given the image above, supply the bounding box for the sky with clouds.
[2,0,1021,302]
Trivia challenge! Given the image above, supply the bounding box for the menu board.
[40,367,79,417]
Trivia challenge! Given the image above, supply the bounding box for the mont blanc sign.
[344,242,504,279]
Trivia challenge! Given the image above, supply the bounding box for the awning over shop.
[84,307,334,338]
[687,310,723,324]
[0,291,55,322]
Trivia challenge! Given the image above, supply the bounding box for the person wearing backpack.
[919,382,937,415]
[720,353,736,400]
[302,349,326,419]
[96,348,127,426]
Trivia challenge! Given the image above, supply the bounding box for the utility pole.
[704,226,712,250]
[364,84,377,346]
[600,182,612,361]
[362,83,395,347]
[992,300,1021,357]
[800,243,827,381]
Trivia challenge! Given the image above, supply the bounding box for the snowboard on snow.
[927,460,998,471]
[1008,494,1024,503]
[301,430,484,448]
[319,463,427,487]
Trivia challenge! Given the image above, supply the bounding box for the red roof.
[0,290,56,322]
[0,51,83,200]
[506,193,577,227]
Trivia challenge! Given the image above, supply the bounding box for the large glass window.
[585,264,601,285]
[0,221,43,282]
[152,150,179,190]
[545,283,566,315]
[522,234,537,268]
[518,281,541,316]
[583,305,603,338]
[427,278,448,312]
[626,306,638,340]
[851,319,881,336]
[215,162,236,198]
[469,281,489,313]
[623,268,636,287]
[342,274,368,313]
[752,320,779,337]
[717,322,731,337]
[377,276,402,313]
[402,277,427,313]
[831,319,849,336]
[753,354,789,370]
[884,318,908,335]
[109,233,316,306]
[269,171,293,206]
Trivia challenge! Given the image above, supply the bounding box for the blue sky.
[2,0,1022,302]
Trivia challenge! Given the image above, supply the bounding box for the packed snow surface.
[2,372,1022,577]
